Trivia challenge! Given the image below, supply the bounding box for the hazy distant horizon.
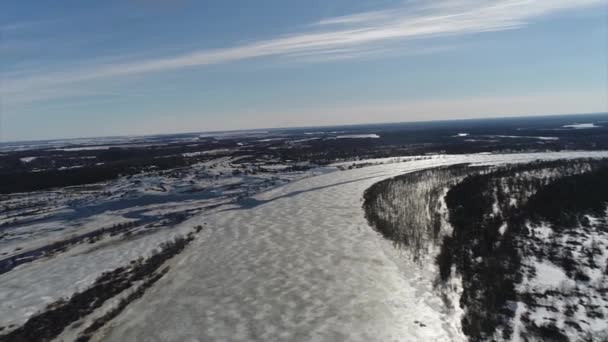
[2,111,607,144]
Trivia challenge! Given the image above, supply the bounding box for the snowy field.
[511,218,608,341]
[0,155,330,331]
[78,151,608,342]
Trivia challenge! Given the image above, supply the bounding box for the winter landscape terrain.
[1,114,608,341]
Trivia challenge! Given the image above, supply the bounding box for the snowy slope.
[98,151,608,342]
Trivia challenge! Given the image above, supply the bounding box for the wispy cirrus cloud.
[313,9,395,27]
[2,0,603,104]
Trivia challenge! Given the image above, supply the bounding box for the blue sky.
[1,0,607,141]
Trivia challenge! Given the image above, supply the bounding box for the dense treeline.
[363,164,474,260]
[0,155,187,194]
[362,159,608,341]
[439,169,519,340]
[525,167,608,228]
[436,159,608,341]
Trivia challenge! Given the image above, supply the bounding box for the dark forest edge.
[363,158,608,341]
[363,163,479,260]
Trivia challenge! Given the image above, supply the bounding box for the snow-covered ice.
[563,123,600,129]
[335,134,380,139]
[97,151,608,342]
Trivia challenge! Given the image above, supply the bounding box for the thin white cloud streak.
[286,44,457,64]
[2,0,603,103]
[314,10,395,26]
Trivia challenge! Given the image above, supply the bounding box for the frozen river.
[101,151,608,342]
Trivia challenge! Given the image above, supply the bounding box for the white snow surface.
[563,123,600,129]
[0,221,195,331]
[19,157,38,163]
[530,260,569,288]
[483,135,559,141]
[512,217,608,340]
[96,151,608,342]
[335,134,380,139]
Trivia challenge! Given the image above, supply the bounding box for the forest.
[438,159,608,341]
[363,158,608,341]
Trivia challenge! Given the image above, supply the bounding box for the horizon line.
[2,111,607,145]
